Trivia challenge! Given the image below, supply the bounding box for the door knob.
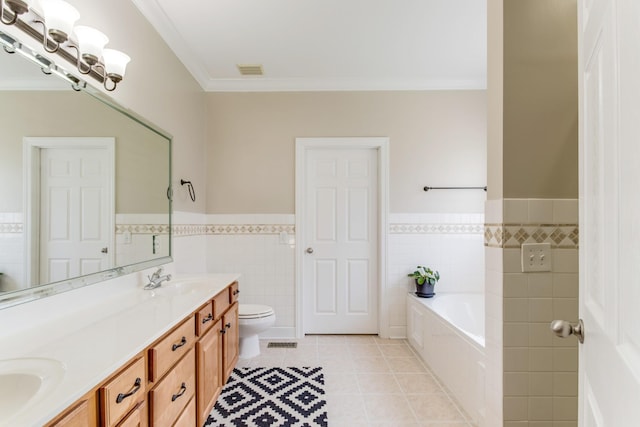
[550,319,584,344]
[305,247,314,254]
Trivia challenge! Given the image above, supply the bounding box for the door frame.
[295,137,389,338]
[23,137,116,286]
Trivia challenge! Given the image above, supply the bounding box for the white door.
[578,0,640,424]
[301,145,379,334]
[39,145,113,283]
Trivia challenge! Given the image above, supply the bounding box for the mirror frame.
[0,29,173,310]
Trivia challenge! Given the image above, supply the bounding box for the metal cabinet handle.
[306,247,314,254]
[202,313,213,324]
[171,382,187,402]
[115,377,141,404]
[233,289,240,296]
[225,322,231,329]
[172,336,187,351]
[550,319,584,344]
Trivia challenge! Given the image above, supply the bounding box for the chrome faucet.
[144,267,172,290]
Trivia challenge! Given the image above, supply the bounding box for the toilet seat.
[239,304,274,319]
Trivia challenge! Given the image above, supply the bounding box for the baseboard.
[387,325,407,339]
[259,326,296,340]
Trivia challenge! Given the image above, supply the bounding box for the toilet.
[238,304,276,359]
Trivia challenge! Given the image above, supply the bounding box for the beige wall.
[28,0,209,214]
[503,0,578,199]
[486,0,579,425]
[0,91,168,214]
[487,0,504,201]
[206,91,487,214]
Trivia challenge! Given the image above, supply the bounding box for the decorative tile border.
[485,223,579,249]
[115,224,171,234]
[0,223,23,233]
[389,223,483,234]
[173,224,296,237]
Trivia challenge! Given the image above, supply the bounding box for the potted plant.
[408,266,440,298]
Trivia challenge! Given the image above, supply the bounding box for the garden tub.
[407,292,485,425]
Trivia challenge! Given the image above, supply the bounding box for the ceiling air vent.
[237,64,264,76]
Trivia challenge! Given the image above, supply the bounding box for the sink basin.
[150,278,209,297]
[0,358,65,422]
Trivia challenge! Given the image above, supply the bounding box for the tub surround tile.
[528,200,554,224]
[552,373,578,397]
[552,348,577,372]
[490,199,579,424]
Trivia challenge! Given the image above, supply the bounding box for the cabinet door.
[196,318,223,426]
[48,398,96,427]
[223,302,239,381]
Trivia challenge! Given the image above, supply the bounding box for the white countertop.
[0,273,240,427]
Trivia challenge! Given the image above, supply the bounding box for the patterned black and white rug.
[204,367,328,427]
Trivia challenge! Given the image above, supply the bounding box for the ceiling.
[131,0,487,92]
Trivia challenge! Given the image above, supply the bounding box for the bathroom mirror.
[0,30,172,309]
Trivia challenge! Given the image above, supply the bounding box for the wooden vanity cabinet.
[46,392,97,427]
[99,357,147,427]
[45,280,239,427]
[222,302,239,381]
[148,347,196,426]
[196,317,223,426]
[115,401,147,427]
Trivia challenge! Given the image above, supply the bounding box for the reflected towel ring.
[181,179,196,202]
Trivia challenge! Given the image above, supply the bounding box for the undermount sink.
[0,358,65,423]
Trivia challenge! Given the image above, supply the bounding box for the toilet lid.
[239,304,274,319]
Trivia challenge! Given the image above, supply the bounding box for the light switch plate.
[521,243,552,272]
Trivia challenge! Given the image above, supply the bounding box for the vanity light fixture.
[38,0,79,52]
[0,0,29,25]
[0,0,130,91]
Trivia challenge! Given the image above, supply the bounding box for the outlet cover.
[521,243,552,272]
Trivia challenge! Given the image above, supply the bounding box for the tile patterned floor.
[236,335,475,427]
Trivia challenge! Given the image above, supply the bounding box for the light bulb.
[102,49,130,81]
[74,25,108,65]
[40,0,79,43]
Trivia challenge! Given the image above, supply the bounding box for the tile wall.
[0,212,24,292]
[388,213,485,338]
[486,199,579,427]
[173,213,485,339]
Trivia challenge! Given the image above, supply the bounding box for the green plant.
[407,266,440,285]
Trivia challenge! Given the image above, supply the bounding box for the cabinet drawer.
[174,397,196,427]
[149,347,196,427]
[116,401,146,427]
[100,357,146,427]
[149,316,196,382]
[196,302,215,337]
[213,290,230,319]
[230,282,240,303]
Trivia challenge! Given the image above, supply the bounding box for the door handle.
[550,319,584,344]
[101,247,108,254]
[306,247,314,254]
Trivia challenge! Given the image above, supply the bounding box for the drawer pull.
[233,289,240,296]
[115,377,142,404]
[202,313,213,324]
[172,336,187,351]
[171,382,187,402]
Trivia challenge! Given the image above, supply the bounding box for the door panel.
[579,0,640,424]
[303,147,378,334]
[314,260,337,314]
[40,147,112,283]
